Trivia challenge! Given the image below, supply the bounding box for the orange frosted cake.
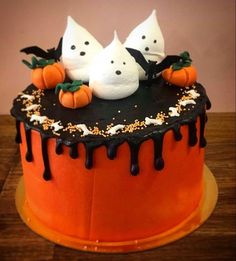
[11,11,217,252]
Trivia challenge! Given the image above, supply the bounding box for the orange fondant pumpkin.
[22,56,65,90]
[162,51,197,87]
[56,80,92,109]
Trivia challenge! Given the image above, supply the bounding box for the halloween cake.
[12,10,218,252]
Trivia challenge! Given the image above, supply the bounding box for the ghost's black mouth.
[80,51,86,56]
[116,70,121,75]
[145,47,149,52]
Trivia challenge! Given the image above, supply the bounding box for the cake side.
[19,117,204,241]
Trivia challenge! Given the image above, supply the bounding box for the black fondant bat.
[126,47,180,79]
[20,37,62,61]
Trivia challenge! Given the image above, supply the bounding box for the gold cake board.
[15,165,218,253]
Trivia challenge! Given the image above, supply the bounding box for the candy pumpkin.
[162,51,197,87]
[55,80,92,109]
[22,56,65,89]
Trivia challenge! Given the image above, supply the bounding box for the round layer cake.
[11,77,210,244]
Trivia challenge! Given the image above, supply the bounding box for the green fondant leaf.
[55,83,64,94]
[55,81,83,94]
[22,59,33,69]
[172,63,183,70]
[68,85,81,92]
[31,56,38,68]
[172,51,193,70]
[72,80,83,87]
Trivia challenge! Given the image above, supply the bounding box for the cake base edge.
[15,165,218,253]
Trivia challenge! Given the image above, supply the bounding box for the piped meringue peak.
[124,10,165,79]
[89,31,139,100]
[62,16,103,82]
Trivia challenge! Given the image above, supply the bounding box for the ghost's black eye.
[142,35,146,39]
[153,40,157,43]
[123,62,126,65]
[111,60,114,64]
[71,45,76,50]
[84,41,89,45]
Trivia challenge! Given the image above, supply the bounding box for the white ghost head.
[89,32,139,100]
[124,10,165,80]
[62,16,103,82]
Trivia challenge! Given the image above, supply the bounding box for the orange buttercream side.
[19,119,204,242]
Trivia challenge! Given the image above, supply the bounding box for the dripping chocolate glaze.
[24,123,33,162]
[11,78,210,181]
[41,135,51,181]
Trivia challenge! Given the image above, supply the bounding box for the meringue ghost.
[62,16,103,82]
[124,10,165,80]
[89,32,139,100]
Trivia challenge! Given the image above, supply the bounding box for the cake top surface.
[11,77,209,146]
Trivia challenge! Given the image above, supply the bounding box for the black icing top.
[11,77,211,180]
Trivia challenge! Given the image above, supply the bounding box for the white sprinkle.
[20,93,35,101]
[50,121,63,132]
[169,107,180,117]
[107,124,125,135]
[186,90,200,99]
[179,99,196,107]
[22,104,40,111]
[76,124,93,136]
[30,114,47,124]
[145,117,163,126]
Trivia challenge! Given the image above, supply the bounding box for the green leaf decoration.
[171,51,193,71]
[22,59,33,69]
[55,80,83,94]
[22,56,55,69]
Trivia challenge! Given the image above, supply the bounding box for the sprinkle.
[30,114,47,124]
[145,117,163,126]
[20,93,35,101]
[107,124,125,135]
[50,121,63,132]
[179,99,196,106]
[134,105,138,108]
[76,124,93,136]
[169,107,180,117]
[22,104,40,111]
[118,110,121,113]
[186,89,200,99]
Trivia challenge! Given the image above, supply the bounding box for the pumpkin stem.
[172,51,193,71]
[22,56,55,69]
[55,80,83,94]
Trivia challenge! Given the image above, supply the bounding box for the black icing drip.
[173,125,182,141]
[15,120,22,143]
[106,140,124,159]
[11,79,211,181]
[206,96,212,110]
[41,135,51,181]
[24,124,33,162]
[153,134,164,170]
[199,112,207,148]
[85,143,94,169]
[128,141,141,176]
[69,143,78,159]
[56,139,63,155]
[188,121,198,147]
